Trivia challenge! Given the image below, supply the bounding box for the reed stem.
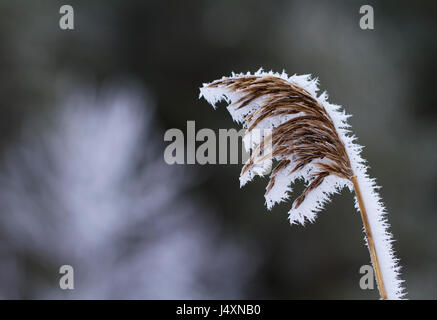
[352,175,387,299]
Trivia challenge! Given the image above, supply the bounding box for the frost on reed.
[200,69,405,299]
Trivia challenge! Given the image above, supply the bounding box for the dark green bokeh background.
[0,0,436,299]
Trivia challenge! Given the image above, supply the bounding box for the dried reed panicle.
[208,75,354,210]
[200,70,406,300]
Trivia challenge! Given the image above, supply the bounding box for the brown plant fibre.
[207,75,354,209]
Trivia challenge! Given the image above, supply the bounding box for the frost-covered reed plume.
[199,70,405,299]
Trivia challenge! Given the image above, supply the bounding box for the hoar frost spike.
[199,69,405,300]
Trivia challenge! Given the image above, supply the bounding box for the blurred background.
[0,0,436,299]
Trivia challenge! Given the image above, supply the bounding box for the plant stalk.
[352,175,387,300]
